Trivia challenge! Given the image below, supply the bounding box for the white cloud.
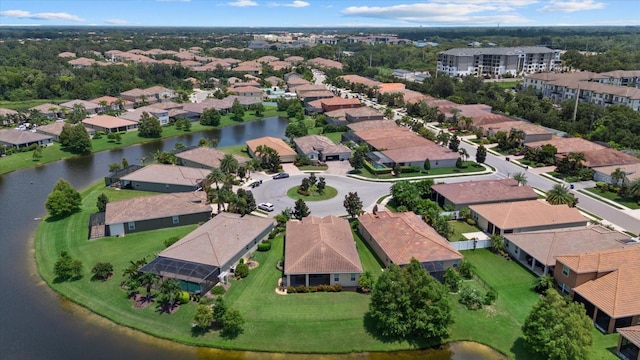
[228,0,258,6]
[0,9,85,22]
[284,1,310,7]
[538,0,605,12]
[105,19,128,25]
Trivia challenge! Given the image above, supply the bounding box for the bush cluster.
[257,241,271,251]
[286,284,342,293]
[211,285,226,296]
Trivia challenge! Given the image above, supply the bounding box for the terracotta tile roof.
[256,55,279,62]
[505,225,633,266]
[555,246,640,274]
[232,80,261,88]
[577,148,640,168]
[573,266,640,318]
[377,83,406,93]
[347,119,398,132]
[284,56,304,63]
[525,71,599,82]
[355,127,432,150]
[321,97,361,107]
[306,99,324,110]
[160,213,274,267]
[29,103,60,113]
[287,77,311,86]
[469,200,588,230]
[265,76,283,86]
[176,147,247,169]
[359,211,462,265]
[339,75,381,88]
[0,129,52,145]
[246,136,296,157]
[486,120,553,136]
[299,90,335,99]
[68,57,96,67]
[432,179,538,206]
[58,51,76,58]
[105,192,210,225]
[448,104,493,118]
[36,122,94,137]
[82,115,137,129]
[232,86,262,93]
[120,164,210,187]
[89,96,119,105]
[285,216,362,275]
[344,107,383,118]
[119,106,169,123]
[471,113,515,127]
[308,57,343,70]
[293,84,327,94]
[593,163,640,182]
[525,136,606,154]
[617,325,640,347]
[382,145,459,163]
[0,108,18,117]
[294,135,350,155]
[59,99,101,111]
[324,109,348,120]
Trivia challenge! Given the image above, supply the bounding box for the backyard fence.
[451,239,491,251]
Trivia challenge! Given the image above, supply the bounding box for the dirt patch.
[132,294,154,309]
[247,260,259,269]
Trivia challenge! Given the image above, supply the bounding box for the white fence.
[451,239,491,251]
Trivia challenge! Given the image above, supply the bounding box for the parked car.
[448,127,457,131]
[250,181,261,188]
[257,202,274,212]
[272,172,290,180]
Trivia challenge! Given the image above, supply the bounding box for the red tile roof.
[431,179,538,206]
[469,200,588,230]
[617,325,640,347]
[573,266,640,318]
[555,246,640,274]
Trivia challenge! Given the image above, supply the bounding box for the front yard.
[584,187,640,209]
[357,161,485,180]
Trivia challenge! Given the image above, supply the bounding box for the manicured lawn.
[296,165,328,171]
[358,162,484,179]
[286,185,338,201]
[323,131,344,144]
[218,144,250,159]
[493,80,522,90]
[0,99,70,111]
[351,224,385,280]
[448,220,481,241]
[584,187,640,209]
[0,107,285,175]
[454,249,618,360]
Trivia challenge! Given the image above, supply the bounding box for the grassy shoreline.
[0,107,285,175]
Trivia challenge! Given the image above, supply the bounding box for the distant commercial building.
[437,46,560,77]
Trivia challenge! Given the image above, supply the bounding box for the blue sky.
[0,0,638,27]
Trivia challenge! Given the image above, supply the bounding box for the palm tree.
[546,184,577,207]
[98,100,109,113]
[220,154,239,175]
[512,172,528,186]
[610,168,627,186]
[157,278,181,312]
[458,148,469,162]
[436,131,451,147]
[567,152,586,173]
[138,272,159,302]
[628,178,640,200]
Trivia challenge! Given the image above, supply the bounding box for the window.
[562,265,569,277]
[128,222,135,230]
[350,273,356,281]
[334,274,339,282]
[172,216,179,224]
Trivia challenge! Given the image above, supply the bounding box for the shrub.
[459,286,484,310]
[332,284,342,292]
[177,291,190,304]
[286,286,296,293]
[211,285,226,296]
[164,236,180,248]
[257,241,271,251]
[297,189,309,196]
[465,218,476,226]
[458,259,473,279]
[93,131,103,139]
[484,289,497,305]
[444,267,461,292]
[235,262,249,278]
[295,285,309,293]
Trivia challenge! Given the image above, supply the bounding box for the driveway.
[324,160,353,175]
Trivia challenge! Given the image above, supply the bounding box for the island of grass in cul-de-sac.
[33,181,620,358]
[0,106,284,175]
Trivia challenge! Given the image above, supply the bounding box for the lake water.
[0,116,505,360]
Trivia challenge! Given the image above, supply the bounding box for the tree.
[59,123,73,147]
[65,123,91,154]
[235,262,249,278]
[230,99,245,122]
[200,108,221,126]
[292,198,310,220]
[193,304,214,330]
[522,290,592,360]
[108,163,121,172]
[138,112,162,138]
[32,146,43,161]
[121,158,129,168]
[490,234,505,253]
[610,167,627,186]
[220,308,245,338]
[629,178,640,201]
[53,251,83,281]
[368,259,452,341]
[91,262,113,281]
[448,134,460,152]
[455,157,463,168]
[285,121,308,141]
[96,193,109,212]
[251,103,265,116]
[533,275,555,294]
[546,184,578,207]
[157,278,181,311]
[220,154,239,175]
[68,103,87,124]
[436,131,451,147]
[213,296,228,325]
[349,146,366,171]
[384,107,394,119]
[138,272,159,302]
[476,145,487,164]
[343,192,363,219]
[458,148,469,162]
[45,179,82,217]
[423,158,431,170]
[316,177,326,194]
[358,271,374,293]
[443,267,461,292]
[512,172,528,186]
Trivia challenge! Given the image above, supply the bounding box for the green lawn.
[286,185,338,201]
[448,220,481,241]
[0,107,285,175]
[296,165,329,171]
[323,131,344,144]
[358,162,485,179]
[584,187,640,209]
[0,99,71,111]
[454,249,618,360]
[351,224,385,280]
[218,145,250,158]
[493,80,522,90]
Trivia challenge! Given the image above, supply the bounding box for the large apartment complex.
[437,46,560,77]
[523,71,640,112]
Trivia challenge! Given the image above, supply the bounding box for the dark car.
[272,172,290,180]
[250,181,260,188]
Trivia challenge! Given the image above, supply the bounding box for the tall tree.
[546,184,578,207]
[448,134,460,152]
[292,198,310,220]
[200,108,221,126]
[96,193,109,212]
[522,290,592,360]
[343,192,363,219]
[45,179,82,217]
[53,251,83,281]
[610,167,627,186]
[512,172,528,186]
[220,154,239,175]
[476,145,487,164]
[193,304,214,331]
[138,112,162,138]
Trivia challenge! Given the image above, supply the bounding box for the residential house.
[504,225,634,276]
[89,96,132,111]
[35,121,95,142]
[554,247,640,333]
[294,135,351,162]
[82,115,137,133]
[482,120,553,144]
[119,164,210,193]
[430,179,538,210]
[307,57,343,70]
[176,147,248,169]
[119,106,170,125]
[344,107,384,123]
[0,108,19,126]
[58,51,76,58]
[561,148,640,168]
[617,325,640,360]
[358,211,463,281]
[104,192,212,237]
[469,200,589,235]
[231,86,263,100]
[120,86,175,105]
[593,163,640,185]
[29,103,60,119]
[525,136,606,155]
[0,129,53,149]
[59,99,101,115]
[68,57,96,69]
[285,216,363,288]
[140,213,274,293]
[346,119,398,132]
[246,136,297,163]
[320,97,361,112]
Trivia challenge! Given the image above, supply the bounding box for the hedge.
[286,284,342,293]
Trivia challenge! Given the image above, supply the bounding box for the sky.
[0,0,638,28]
